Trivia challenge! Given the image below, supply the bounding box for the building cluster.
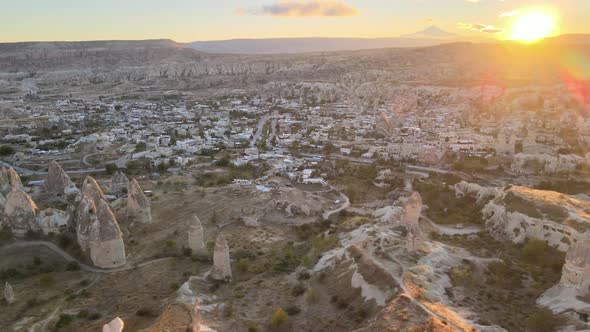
[2,86,590,181]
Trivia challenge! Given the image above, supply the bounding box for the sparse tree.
[0,145,15,156]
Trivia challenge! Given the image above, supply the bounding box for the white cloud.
[237,0,358,17]
[458,22,504,33]
[499,10,520,18]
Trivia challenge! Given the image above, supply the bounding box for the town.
[0,37,589,332]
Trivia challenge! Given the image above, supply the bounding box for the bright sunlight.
[510,11,557,42]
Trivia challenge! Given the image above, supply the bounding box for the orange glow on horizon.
[509,10,557,43]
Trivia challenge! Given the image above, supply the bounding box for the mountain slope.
[0,39,205,72]
[401,26,457,39]
[544,34,590,45]
[185,37,449,54]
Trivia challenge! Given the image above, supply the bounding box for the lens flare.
[510,11,556,42]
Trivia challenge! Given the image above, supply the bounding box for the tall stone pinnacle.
[110,171,129,195]
[4,187,40,235]
[127,179,152,223]
[402,191,423,250]
[87,199,126,268]
[102,317,124,332]
[209,233,232,282]
[0,167,23,195]
[188,215,206,255]
[81,176,106,206]
[76,195,98,252]
[4,281,14,304]
[46,161,75,194]
[190,299,201,332]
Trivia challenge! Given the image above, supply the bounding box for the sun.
[510,11,556,43]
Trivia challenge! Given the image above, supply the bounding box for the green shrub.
[305,288,319,303]
[105,163,118,175]
[66,262,80,271]
[450,267,473,286]
[0,145,15,156]
[270,308,289,328]
[39,275,55,287]
[291,283,306,297]
[134,142,147,152]
[136,308,157,317]
[523,239,547,264]
[52,314,74,331]
[237,258,250,273]
[525,308,563,332]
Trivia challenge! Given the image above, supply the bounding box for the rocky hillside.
[0,39,587,99]
[455,181,590,251]
[0,39,203,72]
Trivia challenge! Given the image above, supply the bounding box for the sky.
[1,0,589,42]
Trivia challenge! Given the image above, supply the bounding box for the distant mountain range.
[543,34,590,45]
[401,26,457,39]
[185,27,590,54]
[185,26,465,54]
[186,37,447,55]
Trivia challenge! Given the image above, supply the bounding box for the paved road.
[299,153,373,164]
[251,113,270,148]
[0,160,46,175]
[424,217,482,235]
[0,160,105,176]
[322,185,351,220]
[0,241,175,274]
[0,241,126,273]
[266,116,278,147]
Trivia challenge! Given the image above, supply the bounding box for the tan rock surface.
[4,187,39,234]
[88,199,126,268]
[82,176,106,206]
[127,179,152,223]
[209,233,232,282]
[46,161,75,194]
[188,215,206,255]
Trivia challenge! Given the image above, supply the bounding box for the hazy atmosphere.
[1,1,590,332]
[2,0,590,42]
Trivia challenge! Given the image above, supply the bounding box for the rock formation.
[87,200,127,268]
[538,233,590,317]
[0,192,6,214]
[37,208,70,235]
[77,195,98,251]
[481,185,587,252]
[110,171,129,195]
[242,216,259,227]
[495,130,516,156]
[4,187,40,235]
[4,281,14,304]
[285,203,312,217]
[454,181,501,204]
[7,168,22,190]
[401,191,423,250]
[209,233,232,282]
[102,317,124,332]
[190,299,201,332]
[81,176,106,206]
[511,153,582,175]
[0,167,23,195]
[46,161,77,196]
[560,232,590,290]
[0,167,8,194]
[188,215,206,255]
[127,179,152,223]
